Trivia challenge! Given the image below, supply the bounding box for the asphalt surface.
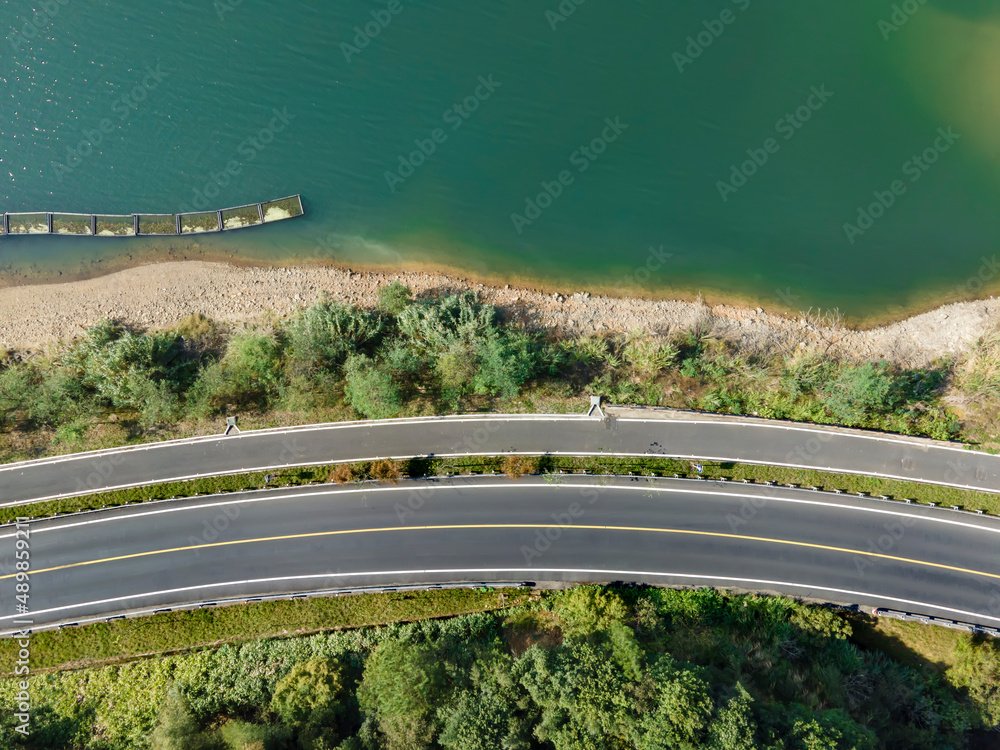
[2,412,999,506]
[3,476,1000,634]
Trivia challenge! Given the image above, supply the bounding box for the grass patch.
[6,455,998,526]
[0,587,528,674]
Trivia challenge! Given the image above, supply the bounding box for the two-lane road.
[3,476,1000,634]
[2,411,999,505]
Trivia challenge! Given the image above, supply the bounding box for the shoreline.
[2,237,999,331]
[0,259,996,367]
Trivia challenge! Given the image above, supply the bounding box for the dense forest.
[4,586,999,749]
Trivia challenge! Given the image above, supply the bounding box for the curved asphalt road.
[3,475,1000,634]
[1,410,998,506]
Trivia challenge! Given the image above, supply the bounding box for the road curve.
[1,411,998,506]
[3,476,1000,634]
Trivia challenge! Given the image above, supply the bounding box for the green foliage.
[396,291,499,355]
[394,291,538,402]
[343,354,404,419]
[218,720,291,750]
[823,361,902,425]
[956,325,1000,401]
[708,686,759,750]
[634,655,715,749]
[0,363,35,426]
[286,298,384,374]
[3,587,996,750]
[150,685,218,750]
[553,585,629,639]
[623,334,679,378]
[270,657,347,730]
[376,281,413,315]
[520,640,636,750]
[358,640,447,750]
[190,331,283,413]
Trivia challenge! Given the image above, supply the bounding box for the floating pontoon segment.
[0,195,304,238]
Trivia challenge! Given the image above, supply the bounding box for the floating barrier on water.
[0,194,304,237]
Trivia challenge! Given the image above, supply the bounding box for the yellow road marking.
[3,524,999,582]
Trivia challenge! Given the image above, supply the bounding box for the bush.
[377,281,413,315]
[824,362,902,425]
[189,331,283,413]
[344,355,404,419]
[286,298,384,375]
[397,292,500,355]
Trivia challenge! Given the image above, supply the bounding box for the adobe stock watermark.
[545,0,587,31]
[8,0,71,51]
[384,74,501,194]
[673,0,751,73]
[340,0,405,63]
[188,436,307,544]
[620,245,673,289]
[51,65,170,182]
[214,0,244,21]
[178,106,295,213]
[726,431,834,533]
[510,116,628,234]
[853,514,919,576]
[877,0,928,41]
[950,255,1000,300]
[842,126,960,245]
[73,453,126,494]
[520,483,609,564]
[395,420,506,524]
[717,84,834,202]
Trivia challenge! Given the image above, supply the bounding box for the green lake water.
[1,0,999,318]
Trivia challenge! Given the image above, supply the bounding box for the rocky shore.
[0,260,996,367]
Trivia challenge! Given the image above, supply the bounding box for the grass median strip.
[4,454,999,526]
[0,587,529,674]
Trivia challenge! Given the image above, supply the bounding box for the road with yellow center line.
[4,523,1000,584]
[3,476,1000,633]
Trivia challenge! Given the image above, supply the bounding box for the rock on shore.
[0,260,996,367]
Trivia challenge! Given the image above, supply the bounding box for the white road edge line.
[4,447,999,508]
[5,480,1000,541]
[0,413,989,473]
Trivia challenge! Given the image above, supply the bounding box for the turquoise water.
[2,0,1000,318]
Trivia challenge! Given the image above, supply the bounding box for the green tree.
[785,707,876,750]
[470,332,538,400]
[708,685,760,750]
[633,655,714,749]
[270,657,347,730]
[824,362,901,425]
[343,354,404,419]
[358,640,447,750]
[438,663,533,750]
[218,719,291,750]
[519,641,636,750]
[189,331,283,413]
[554,586,629,639]
[396,291,500,355]
[151,685,219,750]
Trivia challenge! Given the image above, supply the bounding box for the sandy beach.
[0,260,996,367]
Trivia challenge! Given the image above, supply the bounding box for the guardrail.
[873,607,1000,637]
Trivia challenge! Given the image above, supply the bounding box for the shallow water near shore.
[1,0,999,318]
